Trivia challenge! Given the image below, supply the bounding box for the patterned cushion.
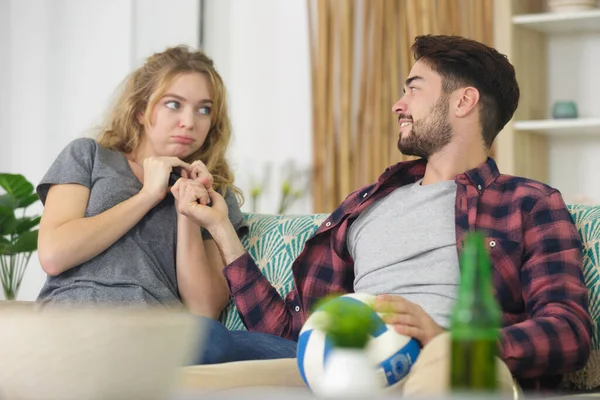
[564,205,600,389]
[218,207,600,388]
[219,213,329,331]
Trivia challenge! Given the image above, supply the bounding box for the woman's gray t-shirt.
[36,137,247,307]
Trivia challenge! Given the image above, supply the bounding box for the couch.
[179,206,600,393]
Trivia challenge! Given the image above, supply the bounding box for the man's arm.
[218,215,355,341]
[223,252,304,340]
[499,191,592,378]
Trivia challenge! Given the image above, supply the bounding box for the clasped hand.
[170,160,229,230]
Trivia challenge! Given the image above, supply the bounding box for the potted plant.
[312,295,380,397]
[0,173,41,300]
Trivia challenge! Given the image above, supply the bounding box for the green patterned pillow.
[564,205,600,389]
[219,213,329,331]
[568,206,600,344]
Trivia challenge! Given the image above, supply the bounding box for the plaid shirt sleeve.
[222,188,365,341]
[223,252,304,340]
[499,190,592,379]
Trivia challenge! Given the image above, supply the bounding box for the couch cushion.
[564,205,600,389]
[569,206,600,345]
[219,213,328,331]
[177,358,305,391]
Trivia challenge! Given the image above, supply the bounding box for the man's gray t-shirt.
[36,138,247,307]
[348,178,459,328]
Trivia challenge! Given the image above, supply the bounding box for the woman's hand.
[139,157,191,204]
[172,170,211,206]
[171,172,229,231]
[189,160,214,189]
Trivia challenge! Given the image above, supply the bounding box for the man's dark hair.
[411,35,520,148]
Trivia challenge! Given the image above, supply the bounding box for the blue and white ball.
[296,293,421,392]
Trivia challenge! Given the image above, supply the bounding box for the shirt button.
[362,192,368,198]
[489,240,496,248]
[325,222,332,227]
[294,306,301,312]
[477,185,482,191]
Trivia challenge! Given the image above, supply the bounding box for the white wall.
[203,0,313,215]
[0,0,201,300]
[1,0,58,301]
[547,32,600,204]
[0,1,11,168]
[133,0,200,66]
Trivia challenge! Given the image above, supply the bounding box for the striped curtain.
[307,0,494,213]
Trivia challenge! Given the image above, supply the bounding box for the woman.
[36,45,296,363]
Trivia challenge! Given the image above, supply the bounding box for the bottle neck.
[452,232,501,338]
[457,232,495,307]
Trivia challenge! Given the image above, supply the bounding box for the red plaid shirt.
[224,158,591,390]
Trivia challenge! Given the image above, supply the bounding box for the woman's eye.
[165,100,181,110]
[198,106,212,115]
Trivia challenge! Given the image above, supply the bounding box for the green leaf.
[0,206,17,235]
[11,230,38,254]
[17,193,40,209]
[15,217,41,234]
[312,295,378,349]
[0,237,10,255]
[0,194,16,210]
[0,174,35,202]
[0,205,13,220]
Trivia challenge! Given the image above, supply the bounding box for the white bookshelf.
[514,118,600,136]
[494,1,600,203]
[512,9,600,34]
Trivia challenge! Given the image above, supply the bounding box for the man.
[179,35,592,394]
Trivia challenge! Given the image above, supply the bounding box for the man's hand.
[374,294,445,347]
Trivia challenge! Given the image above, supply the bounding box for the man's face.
[392,61,453,159]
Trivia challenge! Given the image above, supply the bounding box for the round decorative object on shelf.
[552,101,579,119]
[547,0,598,12]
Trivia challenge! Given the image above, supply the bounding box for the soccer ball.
[296,293,421,392]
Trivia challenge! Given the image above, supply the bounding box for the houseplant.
[311,295,380,397]
[0,173,41,300]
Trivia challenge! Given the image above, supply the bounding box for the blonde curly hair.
[97,45,240,199]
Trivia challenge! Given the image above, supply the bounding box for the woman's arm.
[176,188,305,339]
[38,184,158,276]
[38,156,191,276]
[176,211,229,318]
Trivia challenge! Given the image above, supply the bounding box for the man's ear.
[455,87,480,118]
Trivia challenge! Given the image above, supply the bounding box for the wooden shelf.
[512,9,600,33]
[513,118,600,136]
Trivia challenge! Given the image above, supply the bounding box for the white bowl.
[0,305,201,400]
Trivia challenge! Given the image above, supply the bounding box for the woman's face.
[140,72,213,160]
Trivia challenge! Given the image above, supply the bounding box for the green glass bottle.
[450,231,502,393]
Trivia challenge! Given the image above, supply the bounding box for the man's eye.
[198,106,212,115]
[165,100,181,110]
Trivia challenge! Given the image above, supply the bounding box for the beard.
[397,95,453,159]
